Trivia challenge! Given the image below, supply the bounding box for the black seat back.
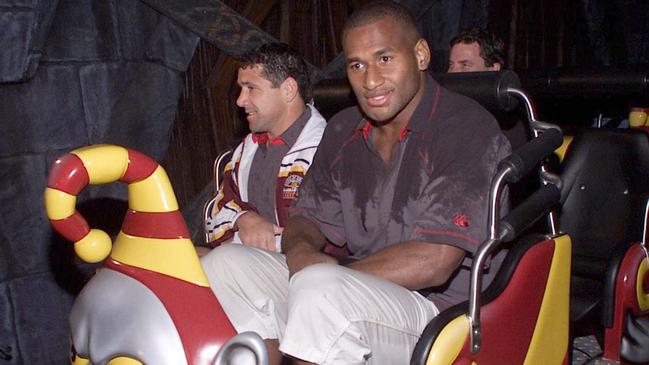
[313,71,521,120]
[559,128,649,279]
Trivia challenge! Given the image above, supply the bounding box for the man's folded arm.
[346,241,465,290]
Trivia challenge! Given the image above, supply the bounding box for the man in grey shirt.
[202,43,326,253]
[203,2,510,364]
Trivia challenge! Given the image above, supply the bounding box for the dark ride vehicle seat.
[558,127,649,364]
[410,127,569,365]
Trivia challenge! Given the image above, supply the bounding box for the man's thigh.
[281,264,439,364]
[201,244,290,339]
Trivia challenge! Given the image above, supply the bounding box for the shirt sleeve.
[410,112,511,255]
[204,148,258,247]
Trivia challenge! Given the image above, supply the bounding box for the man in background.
[448,27,504,72]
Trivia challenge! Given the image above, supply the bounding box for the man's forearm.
[281,215,327,253]
[346,241,465,290]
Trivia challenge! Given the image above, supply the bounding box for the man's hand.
[236,211,283,251]
[285,242,338,278]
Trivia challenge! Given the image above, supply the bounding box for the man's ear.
[415,38,431,71]
[281,77,299,103]
[491,62,502,71]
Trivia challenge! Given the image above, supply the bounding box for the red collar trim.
[359,120,409,141]
[251,133,285,145]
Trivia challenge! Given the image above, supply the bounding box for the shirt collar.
[356,74,438,140]
[252,107,311,146]
[358,120,409,141]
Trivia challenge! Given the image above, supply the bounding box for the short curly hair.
[342,0,420,42]
[450,28,505,68]
[237,43,313,102]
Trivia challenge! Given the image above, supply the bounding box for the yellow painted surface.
[426,315,470,365]
[127,166,179,212]
[523,234,572,365]
[71,354,90,365]
[74,229,112,263]
[44,187,76,220]
[554,136,573,162]
[106,357,143,365]
[111,232,208,286]
[72,145,128,184]
[637,257,649,311]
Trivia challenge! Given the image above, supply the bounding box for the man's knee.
[289,263,352,309]
[201,244,255,278]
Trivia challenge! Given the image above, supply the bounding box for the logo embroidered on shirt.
[282,175,303,200]
[453,214,470,228]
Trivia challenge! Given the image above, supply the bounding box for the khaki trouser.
[201,244,439,365]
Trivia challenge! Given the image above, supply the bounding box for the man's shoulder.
[434,85,502,136]
[326,106,364,136]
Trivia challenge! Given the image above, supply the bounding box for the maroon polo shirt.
[291,74,511,310]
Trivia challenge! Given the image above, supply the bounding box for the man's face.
[448,42,500,73]
[236,65,286,136]
[343,17,428,125]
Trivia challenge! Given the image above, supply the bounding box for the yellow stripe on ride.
[637,258,649,311]
[127,166,179,212]
[523,234,571,365]
[554,136,573,162]
[111,232,208,286]
[44,187,76,220]
[72,145,129,184]
[107,357,143,365]
[425,315,470,365]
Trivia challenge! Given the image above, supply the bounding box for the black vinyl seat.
[558,127,649,364]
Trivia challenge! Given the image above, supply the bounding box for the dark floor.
[572,335,619,365]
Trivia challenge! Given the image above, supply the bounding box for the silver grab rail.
[467,123,563,354]
[212,331,269,365]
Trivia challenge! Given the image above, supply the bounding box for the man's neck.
[373,73,426,139]
[268,103,307,139]
[370,73,427,164]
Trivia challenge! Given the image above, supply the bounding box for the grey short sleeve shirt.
[291,75,511,309]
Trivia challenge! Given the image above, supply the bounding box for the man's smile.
[364,90,392,107]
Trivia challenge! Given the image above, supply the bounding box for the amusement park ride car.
[43,71,649,364]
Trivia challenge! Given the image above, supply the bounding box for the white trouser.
[201,244,439,365]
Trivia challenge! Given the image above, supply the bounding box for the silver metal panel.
[70,268,188,365]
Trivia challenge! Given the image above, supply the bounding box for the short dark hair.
[238,42,313,102]
[342,0,420,41]
[450,28,505,68]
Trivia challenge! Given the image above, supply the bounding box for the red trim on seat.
[105,259,237,364]
[121,210,190,239]
[604,243,648,361]
[47,154,89,195]
[451,239,555,364]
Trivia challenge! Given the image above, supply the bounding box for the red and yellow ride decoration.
[604,243,649,363]
[417,234,572,365]
[44,144,236,365]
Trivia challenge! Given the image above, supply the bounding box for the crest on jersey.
[282,175,303,200]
